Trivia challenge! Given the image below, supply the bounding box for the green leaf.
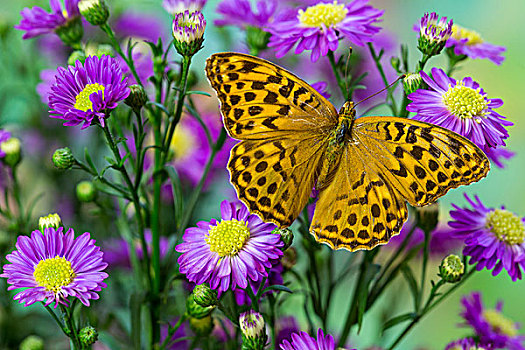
[262,284,293,295]
[401,264,419,310]
[130,292,145,350]
[147,101,171,116]
[165,165,183,229]
[357,260,380,332]
[118,153,130,168]
[382,312,417,333]
[185,90,211,97]
[84,147,97,173]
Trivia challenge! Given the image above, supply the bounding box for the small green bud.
[189,315,213,336]
[240,310,267,350]
[19,335,44,350]
[125,85,148,111]
[76,181,97,202]
[193,283,218,308]
[186,294,215,319]
[246,26,270,54]
[172,11,206,57]
[39,213,62,232]
[439,254,464,283]
[272,228,293,251]
[52,147,75,170]
[79,325,98,346]
[95,44,115,58]
[0,137,21,167]
[79,0,109,26]
[68,50,87,66]
[403,72,423,95]
[415,202,439,233]
[390,56,401,73]
[55,16,83,47]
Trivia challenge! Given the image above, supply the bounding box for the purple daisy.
[163,0,207,16]
[234,260,284,305]
[215,0,288,29]
[446,24,506,65]
[461,292,525,349]
[449,194,525,281]
[407,67,512,149]
[1,227,108,307]
[48,55,130,129]
[445,337,487,350]
[280,328,343,350]
[176,200,283,293]
[268,0,383,62]
[275,317,300,347]
[16,0,81,40]
[484,146,515,169]
[311,81,331,99]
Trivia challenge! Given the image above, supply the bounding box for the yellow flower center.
[485,209,525,245]
[483,309,518,337]
[442,82,487,120]
[205,219,250,257]
[74,83,105,112]
[452,25,484,45]
[170,124,197,160]
[298,1,348,28]
[33,256,75,293]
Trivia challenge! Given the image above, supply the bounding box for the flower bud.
[0,137,21,167]
[52,147,75,170]
[186,294,215,319]
[68,50,87,66]
[79,0,110,26]
[403,72,423,95]
[439,254,464,283]
[189,315,213,336]
[390,56,401,73]
[172,10,206,57]
[415,202,439,233]
[95,44,115,58]
[76,181,97,202]
[125,85,148,111]
[417,12,453,57]
[19,335,44,350]
[240,310,267,350]
[272,228,293,251]
[246,26,270,54]
[79,325,98,346]
[39,213,62,232]
[55,16,84,47]
[193,283,218,308]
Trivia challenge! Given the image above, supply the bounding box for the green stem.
[327,51,349,101]
[367,43,398,115]
[43,303,68,336]
[60,304,81,349]
[160,315,187,350]
[417,228,432,311]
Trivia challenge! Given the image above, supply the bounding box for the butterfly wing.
[205,52,339,226]
[311,117,489,251]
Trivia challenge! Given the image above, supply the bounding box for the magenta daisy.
[215,0,284,29]
[484,146,515,169]
[445,338,486,350]
[416,12,453,56]
[48,55,130,129]
[176,200,283,293]
[461,292,525,349]
[446,24,506,65]
[268,0,383,62]
[311,81,331,99]
[15,0,82,42]
[280,328,341,350]
[1,227,108,307]
[449,194,525,281]
[407,67,512,149]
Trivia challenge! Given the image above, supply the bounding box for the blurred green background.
[1,0,524,349]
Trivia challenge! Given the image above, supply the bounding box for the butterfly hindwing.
[354,117,490,207]
[229,136,328,227]
[205,52,338,140]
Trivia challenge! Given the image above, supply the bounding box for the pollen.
[74,83,105,112]
[452,25,484,45]
[442,82,488,120]
[298,1,348,28]
[486,209,525,245]
[483,308,518,337]
[205,219,250,257]
[33,256,75,293]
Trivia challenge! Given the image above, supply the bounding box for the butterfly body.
[205,52,489,252]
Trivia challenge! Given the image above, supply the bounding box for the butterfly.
[205,52,489,252]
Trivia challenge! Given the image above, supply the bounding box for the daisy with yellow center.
[177,200,283,293]
[1,227,108,307]
[446,23,506,65]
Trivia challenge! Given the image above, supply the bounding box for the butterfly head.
[339,101,356,121]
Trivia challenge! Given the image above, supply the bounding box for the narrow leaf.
[382,312,417,333]
[262,285,293,295]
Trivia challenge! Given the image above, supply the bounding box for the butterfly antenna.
[354,74,406,108]
[344,48,353,97]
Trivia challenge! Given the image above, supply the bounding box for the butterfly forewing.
[205,52,338,140]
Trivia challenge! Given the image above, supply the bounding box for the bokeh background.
[1,0,524,349]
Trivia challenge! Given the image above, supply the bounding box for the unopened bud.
[125,85,148,111]
[0,137,21,167]
[79,325,98,346]
[76,181,97,202]
[68,50,87,66]
[439,254,464,283]
[186,294,215,319]
[193,283,218,308]
[95,44,115,58]
[403,72,423,95]
[52,147,75,170]
[172,11,206,57]
[415,202,439,233]
[79,0,109,26]
[19,335,44,350]
[189,315,213,336]
[272,228,293,250]
[39,213,62,232]
[55,16,83,47]
[240,310,267,350]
